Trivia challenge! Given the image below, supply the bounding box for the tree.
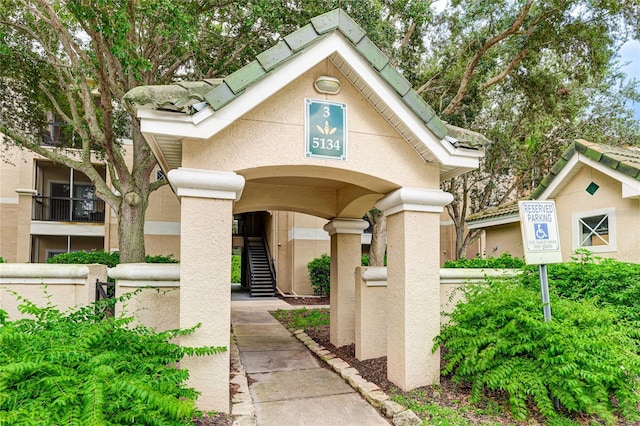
[413,0,640,258]
[0,0,428,263]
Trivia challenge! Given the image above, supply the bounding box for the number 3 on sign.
[323,106,330,118]
[312,137,341,151]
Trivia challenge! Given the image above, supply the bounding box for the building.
[467,140,640,262]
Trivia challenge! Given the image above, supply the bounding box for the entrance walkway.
[230,292,388,425]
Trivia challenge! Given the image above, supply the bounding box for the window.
[572,208,616,252]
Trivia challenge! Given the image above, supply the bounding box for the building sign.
[518,200,563,265]
[305,99,347,160]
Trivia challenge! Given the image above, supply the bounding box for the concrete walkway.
[230,293,389,426]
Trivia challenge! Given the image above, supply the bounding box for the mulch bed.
[278,295,330,305]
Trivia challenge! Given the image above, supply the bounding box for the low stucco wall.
[0,263,107,320]
[109,263,180,332]
[355,267,521,361]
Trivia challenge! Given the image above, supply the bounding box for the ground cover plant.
[270,308,329,330]
[0,293,225,425]
[435,278,640,424]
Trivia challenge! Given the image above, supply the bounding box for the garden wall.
[0,263,107,319]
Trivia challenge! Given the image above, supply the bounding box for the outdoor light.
[314,76,341,94]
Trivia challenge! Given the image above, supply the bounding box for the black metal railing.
[33,195,105,223]
[95,279,115,317]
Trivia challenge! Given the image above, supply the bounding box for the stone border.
[229,334,257,426]
[292,329,422,426]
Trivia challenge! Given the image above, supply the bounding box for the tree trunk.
[368,210,386,266]
[117,191,148,263]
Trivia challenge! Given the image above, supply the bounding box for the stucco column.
[15,189,37,262]
[167,168,244,413]
[323,218,368,347]
[376,187,453,391]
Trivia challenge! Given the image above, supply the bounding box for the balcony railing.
[33,196,105,223]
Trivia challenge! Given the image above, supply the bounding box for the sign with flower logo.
[305,99,347,160]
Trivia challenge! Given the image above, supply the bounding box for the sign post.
[518,200,563,322]
[518,200,562,409]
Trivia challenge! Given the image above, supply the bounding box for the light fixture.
[314,76,341,94]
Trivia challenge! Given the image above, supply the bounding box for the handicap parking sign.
[534,223,549,240]
[518,200,562,265]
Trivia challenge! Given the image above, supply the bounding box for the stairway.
[247,237,276,297]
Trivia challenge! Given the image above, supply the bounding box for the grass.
[270,308,329,330]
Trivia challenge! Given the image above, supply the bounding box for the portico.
[125,9,481,412]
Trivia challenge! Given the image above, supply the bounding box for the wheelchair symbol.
[534,223,548,240]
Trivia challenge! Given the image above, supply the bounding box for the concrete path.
[230,295,389,426]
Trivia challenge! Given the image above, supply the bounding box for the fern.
[0,293,225,424]
[435,278,640,424]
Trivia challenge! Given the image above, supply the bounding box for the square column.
[376,187,453,391]
[168,168,245,413]
[323,218,369,347]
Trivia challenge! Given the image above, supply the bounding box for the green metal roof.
[124,8,485,149]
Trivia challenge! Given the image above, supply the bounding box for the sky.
[620,40,640,120]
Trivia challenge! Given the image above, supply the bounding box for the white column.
[323,218,369,347]
[376,187,453,391]
[167,168,244,413]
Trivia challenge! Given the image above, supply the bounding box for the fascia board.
[467,214,520,229]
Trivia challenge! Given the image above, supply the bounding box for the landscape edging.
[292,329,422,426]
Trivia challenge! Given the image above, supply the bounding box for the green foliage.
[46,250,121,268]
[270,308,329,331]
[435,279,640,424]
[307,253,331,296]
[231,255,241,284]
[144,253,179,264]
[46,250,178,267]
[443,253,525,269]
[519,250,640,322]
[0,293,225,425]
[0,256,5,263]
[360,254,386,266]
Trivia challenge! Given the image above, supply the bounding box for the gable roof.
[467,139,640,228]
[532,139,640,200]
[124,9,483,179]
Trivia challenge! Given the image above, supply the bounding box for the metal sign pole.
[538,264,552,322]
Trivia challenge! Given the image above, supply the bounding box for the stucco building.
[467,140,640,262]
[1,9,487,410]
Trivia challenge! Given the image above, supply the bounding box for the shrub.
[46,250,179,267]
[0,293,225,424]
[519,250,640,322]
[443,252,525,269]
[435,278,640,424]
[307,253,331,295]
[231,255,241,284]
[47,250,121,267]
[0,256,5,263]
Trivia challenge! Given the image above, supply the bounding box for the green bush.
[46,250,178,267]
[0,256,5,263]
[231,255,241,284]
[519,250,640,322]
[307,253,331,295]
[435,278,640,424]
[443,252,525,269]
[0,293,225,424]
